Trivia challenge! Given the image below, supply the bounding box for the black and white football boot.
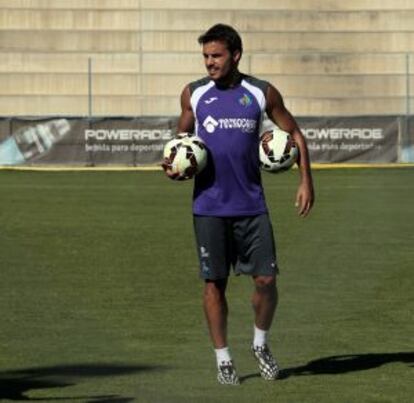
[251,344,280,380]
[217,360,240,385]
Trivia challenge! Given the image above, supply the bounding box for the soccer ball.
[163,134,207,180]
[259,127,298,173]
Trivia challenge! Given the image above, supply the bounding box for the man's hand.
[295,181,314,217]
[260,130,273,142]
[161,157,188,181]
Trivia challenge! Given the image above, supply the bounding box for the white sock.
[215,346,232,366]
[253,325,268,347]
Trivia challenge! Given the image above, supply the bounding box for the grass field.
[0,168,413,403]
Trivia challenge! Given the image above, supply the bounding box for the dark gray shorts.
[193,214,279,280]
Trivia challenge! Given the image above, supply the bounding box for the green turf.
[0,169,413,402]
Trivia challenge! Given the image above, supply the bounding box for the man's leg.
[203,278,240,385]
[251,275,280,380]
[252,275,277,331]
[193,216,239,384]
[203,278,228,348]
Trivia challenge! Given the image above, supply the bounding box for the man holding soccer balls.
[162,24,314,385]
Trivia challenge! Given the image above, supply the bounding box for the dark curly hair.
[198,24,243,56]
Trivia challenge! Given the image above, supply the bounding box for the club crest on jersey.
[203,115,219,133]
[239,93,253,107]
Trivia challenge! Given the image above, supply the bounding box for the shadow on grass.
[241,351,414,383]
[0,363,165,401]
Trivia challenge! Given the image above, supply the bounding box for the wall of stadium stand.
[0,0,413,118]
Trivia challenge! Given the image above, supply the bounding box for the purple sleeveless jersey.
[189,74,270,217]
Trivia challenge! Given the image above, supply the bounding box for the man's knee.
[254,275,276,292]
[204,278,228,300]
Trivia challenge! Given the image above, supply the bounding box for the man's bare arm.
[265,84,315,216]
[178,86,195,133]
[162,86,196,179]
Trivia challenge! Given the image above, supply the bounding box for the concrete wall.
[0,0,413,116]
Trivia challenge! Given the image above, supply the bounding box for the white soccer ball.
[163,134,207,180]
[259,127,299,173]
